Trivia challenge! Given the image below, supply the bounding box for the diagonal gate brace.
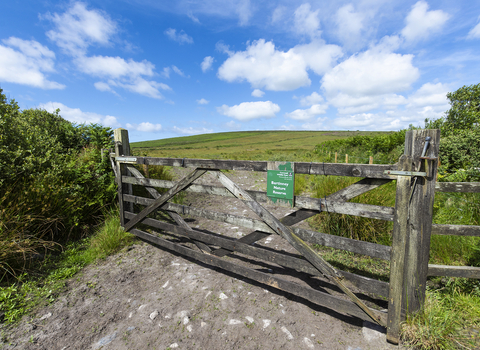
[212,170,386,327]
[126,166,212,253]
[123,168,207,232]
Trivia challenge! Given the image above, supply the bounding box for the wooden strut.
[126,166,211,253]
[123,168,207,232]
[212,170,386,326]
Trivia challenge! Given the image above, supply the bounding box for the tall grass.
[308,175,396,246]
[0,207,133,323]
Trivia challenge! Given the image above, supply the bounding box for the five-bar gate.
[111,128,480,345]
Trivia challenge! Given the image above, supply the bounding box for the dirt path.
[0,170,407,350]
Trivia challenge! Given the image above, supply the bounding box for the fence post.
[403,129,440,313]
[387,154,413,344]
[114,128,132,226]
[345,154,348,164]
[369,156,373,165]
[335,152,338,163]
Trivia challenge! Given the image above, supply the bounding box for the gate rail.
[112,128,480,345]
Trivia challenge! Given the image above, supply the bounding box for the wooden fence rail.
[113,128,479,346]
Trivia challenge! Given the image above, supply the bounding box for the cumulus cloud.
[164,28,193,44]
[172,65,187,77]
[218,39,341,91]
[109,78,171,99]
[0,37,64,89]
[217,101,280,121]
[197,98,209,104]
[299,92,324,107]
[406,82,449,109]
[285,104,328,121]
[172,126,213,135]
[321,45,419,114]
[39,102,119,127]
[293,3,321,39]
[44,2,117,56]
[334,4,365,49]
[401,1,449,43]
[94,81,114,92]
[467,20,480,39]
[126,122,162,132]
[251,89,264,97]
[201,56,214,72]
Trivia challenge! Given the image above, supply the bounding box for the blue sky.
[1,0,480,142]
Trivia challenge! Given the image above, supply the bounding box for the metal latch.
[115,156,138,164]
[384,170,427,177]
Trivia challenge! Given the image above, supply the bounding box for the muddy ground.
[0,169,407,350]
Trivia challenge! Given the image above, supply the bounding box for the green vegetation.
[0,208,133,323]
[0,89,117,280]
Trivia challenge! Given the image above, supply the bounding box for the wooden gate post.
[114,128,132,226]
[403,129,440,313]
[387,154,413,344]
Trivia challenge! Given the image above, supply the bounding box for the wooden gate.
[111,128,480,345]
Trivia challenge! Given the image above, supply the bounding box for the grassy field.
[131,130,387,160]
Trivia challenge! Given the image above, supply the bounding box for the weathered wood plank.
[126,165,212,253]
[118,157,396,179]
[124,211,389,297]
[123,195,391,260]
[387,155,412,344]
[404,129,440,313]
[124,168,207,232]
[130,227,387,323]
[213,170,385,326]
[428,264,480,279]
[431,224,480,236]
[327,178,392,201]
[435,182,480,193]
[123,176,394,221]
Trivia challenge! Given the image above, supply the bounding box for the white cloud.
[251,89,264,97]
[172,126,213,135]
[75,55,170,99]
[217,39,309,91]
[334,4,365,49]
[299,92,324,107]
[94,81,114,92]
[201,56,214,72]
[293,3,321,39]
[172,65,187,77]
[401,1,449,43]
[271,5,286,24]
[333,113,380,129]
[164,28,193,44]
[126,122,162,132]
[75,55,155,79]
[322,46,419,114]
[300,117,328,130]
[0,37,64,89]
[197,98,209,104]
[291,40,343,76]
[285,104,328,121]
[218,39,342,91]
[39,102,119,127]
[217,101,280,121]
[110,78,171,99]
[161,67,171,78]
[45,2,117,56]
[236,0,252,26]
[467,20,480,39]
[406,82,449,109]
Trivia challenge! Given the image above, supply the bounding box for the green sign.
[267,163,294,206]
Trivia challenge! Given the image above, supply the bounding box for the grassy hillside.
[131,130,388,159]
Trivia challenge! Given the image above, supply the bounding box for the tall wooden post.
[345,154,349,164]
[335,152,338,163]
[403,129,440,313]
[114,128,132,226]
[369,156,373,165]
[387,154,413,344]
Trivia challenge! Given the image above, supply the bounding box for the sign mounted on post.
[267,161,295,207]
